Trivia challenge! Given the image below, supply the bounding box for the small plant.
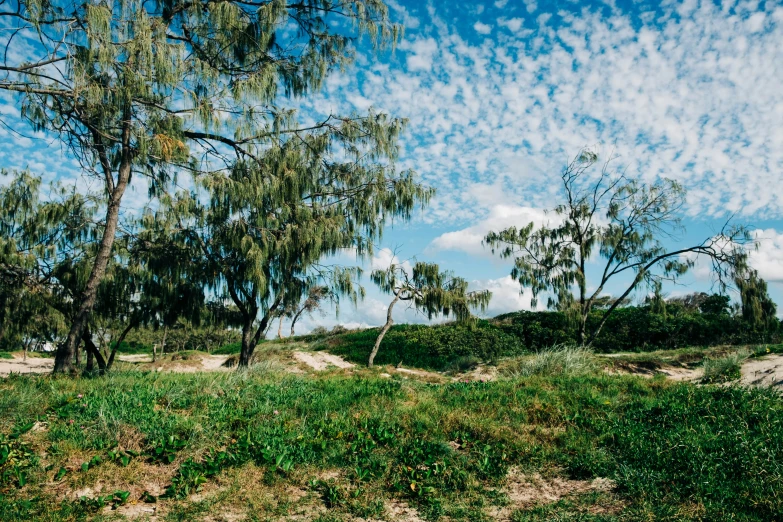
[701,349,750,383]
[502,345,596,378]
[147,435,187,464]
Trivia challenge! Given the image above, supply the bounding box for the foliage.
[484,148,751,345]
[0,0,409,372]
[501,345,596,378]
[701,349,750,384]
[368,260,491,366]
[325,321,520,370]
[0,370,781,520]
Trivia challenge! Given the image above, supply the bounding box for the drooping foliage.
[368,260,491,367]
[0,0,405,372]
[140,113,432,367]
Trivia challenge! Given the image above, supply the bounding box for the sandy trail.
[0,354,54,376]
[741,354,783,388]
[293,351,354,371]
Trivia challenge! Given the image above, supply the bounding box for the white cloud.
[473,21,492,35]
[296,1,783,226]
[749,229,783,283]
[371,247,414,274]
[498,17,524,32]
[471,275,542,317]
[428,205,553,255]
[494,0,509,8]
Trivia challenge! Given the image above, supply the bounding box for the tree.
[0,0,403,373]
[289,286,336,337]
[0,170,96,353]
[484,148,750,346]
[368,261,491,367]
[143,112,432,368]
[735,268,778,331]
[274,285,335,339]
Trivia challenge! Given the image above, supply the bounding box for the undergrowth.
[0,369,781,521]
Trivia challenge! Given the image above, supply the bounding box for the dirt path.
[0,354,54,376]
[741,354,783,388]
[293,351,354,371]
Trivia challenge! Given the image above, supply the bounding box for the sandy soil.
[0,354,54,376]
[741,354,783,388]
[293,350,354,371]
[0,352,231,376]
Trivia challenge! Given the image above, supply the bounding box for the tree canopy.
[484,149,751,346]
[0,0,408,372]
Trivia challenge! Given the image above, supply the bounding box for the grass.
[0,352,13,359]
[500,345,596,378]
[0,364,781,521]
[701,349,751,383]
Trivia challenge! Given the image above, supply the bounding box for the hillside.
[1,340,782,521]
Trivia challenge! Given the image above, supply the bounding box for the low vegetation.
[0,364,781,521]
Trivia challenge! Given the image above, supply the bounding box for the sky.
[2,0,783,334]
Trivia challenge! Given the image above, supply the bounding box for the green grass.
[0,351,13,359]
[501,346,596,378]
[701,349,751,383]
[0,368,781,521]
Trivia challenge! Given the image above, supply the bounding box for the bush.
[701,349,750,384]
[501,345,596,378]
[443,355,481,374]
[325,321,522,370]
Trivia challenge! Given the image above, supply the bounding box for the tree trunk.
[237,298,282,369]
[86,348,94,373]
[290,307,305,337]
[368,294,400,368]
[53,152,132,374]
[106,322,135,371]
[277,315,284,339]
[238,319,255,368]
[82,330,107,373]
[156,325,167,362]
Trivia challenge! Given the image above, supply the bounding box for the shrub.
[325,321,521,370]
[701,349,750,384]
[443,355,481,374]
[501,345,596,378]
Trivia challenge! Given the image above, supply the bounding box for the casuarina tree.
[0,0,403,373]
[484,148,751,346]
[142,113,432,368]
[369,260,491,367]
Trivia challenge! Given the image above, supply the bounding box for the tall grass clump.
[502,345,596,378]
[701,348,750,383]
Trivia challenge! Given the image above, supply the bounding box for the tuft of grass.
[501,345,596,378]
[0,351,13,359]
[701,349,750,384]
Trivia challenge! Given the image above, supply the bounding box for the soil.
[293,351,354,371]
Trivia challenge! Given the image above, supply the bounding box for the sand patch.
[487,468,616,520]
[741,354,783,388]
[294,351,354,371]
[0,354,54,376]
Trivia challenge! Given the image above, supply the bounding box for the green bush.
[701,349,750,383]
[325,321,521,370]
[502,345,596,378]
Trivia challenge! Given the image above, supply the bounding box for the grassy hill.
[1,341,782,521]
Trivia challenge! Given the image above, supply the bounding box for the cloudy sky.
[2,0,783,333]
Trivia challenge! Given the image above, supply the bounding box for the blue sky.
[2,0,783,333]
